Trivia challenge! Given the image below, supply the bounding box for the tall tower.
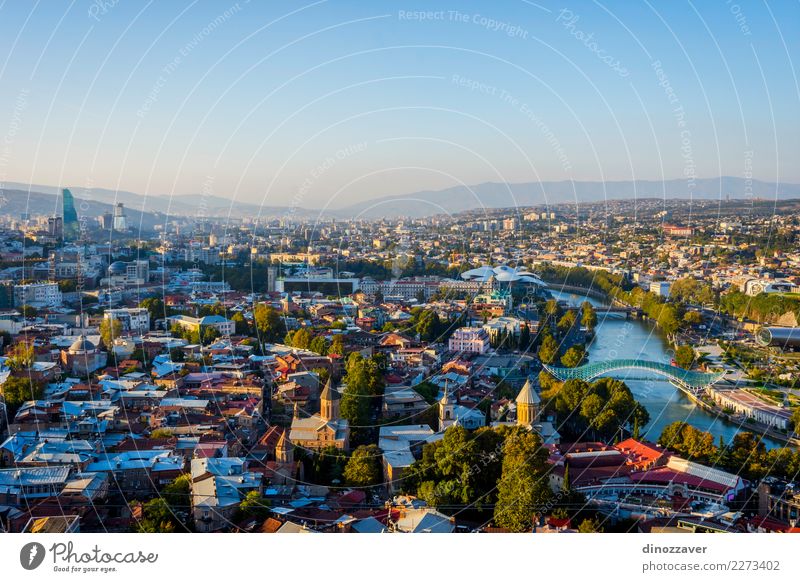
[319,378,340,421]
[113,203,127,231]
[275,431,294,464]
[438,382,456,431]
[62,189,79,242]
[516,378,541,427]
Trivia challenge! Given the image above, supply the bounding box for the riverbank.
[672,381,800,447]
[544,282,609,302]
[550,289,787,449]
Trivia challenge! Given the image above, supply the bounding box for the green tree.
[5,343,34,371]
[237,490,271,522]
[683,311,703,326]
[557,310,577,333]
[518,324,532,350]
[416,310,443,342]
[494,427,552,532]
[580,302,597,329]
[658,421,716,464]
[329,334,345,356]
[231,312,250,335]
[340,353,385,430]
[656,304,681,338]
[555,377,648,441]
[544,299,561,321]
[343,444,382,487]
[290,327,312,349]
[403,426,504,509]
[578,517,603,533]
[309,335,328,355]
[19,305,38,318]
[136,498,178,533]
[254,303,286,342]
[341,378,370,429]
[309,446,348,485]
[139,297,167,327]
[202,326,221,345]
[538,333,559,365]
[0,376,43,416]
[674,345,696,370]
[99,317,123,349]
[792,408,800,434]
[162,474,191,508]
[560,345,585,368]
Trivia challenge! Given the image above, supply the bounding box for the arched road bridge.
[543,359,725,393]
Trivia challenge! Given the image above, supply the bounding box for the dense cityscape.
[1,191,800,534]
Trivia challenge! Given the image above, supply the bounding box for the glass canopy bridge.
[543,359,726,393]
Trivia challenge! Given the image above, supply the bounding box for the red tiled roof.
[615,438,669,468]
[629,467,730,494]
[337,490,366,507]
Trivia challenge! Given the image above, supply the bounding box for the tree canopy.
[99,317,122,349]
[254,304,286,342]
[344,444,382,487]
[673,345,696,370]
[560,345,585,368]
[494,427,552,532]
[551,377,649,441]
[1,376,44,417]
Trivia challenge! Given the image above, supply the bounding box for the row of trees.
[658,421,800,482]
[719,289,800,323]
[283,327,346,356]
[488,324,534,351]
[537,264,697,338]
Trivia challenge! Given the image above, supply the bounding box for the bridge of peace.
[543,359,725,393]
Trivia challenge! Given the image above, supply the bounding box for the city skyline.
[4,1,800,564]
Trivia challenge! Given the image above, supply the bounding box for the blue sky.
[0,0,797,208]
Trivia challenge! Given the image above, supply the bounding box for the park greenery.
[542,376,650,442]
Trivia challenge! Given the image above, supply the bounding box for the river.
[549,289,784,449]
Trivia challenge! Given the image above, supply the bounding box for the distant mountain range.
[337,177,800,219]
[2,177,799,223]
[0,181,308,223]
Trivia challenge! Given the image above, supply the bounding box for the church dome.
[68,336,96,353]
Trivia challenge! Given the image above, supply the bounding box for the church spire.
[516,378,540,427]
[439,381,455,431]
[320,377,340,421]
[276,430,294,464]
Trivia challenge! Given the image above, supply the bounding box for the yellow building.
[289,379,350,451]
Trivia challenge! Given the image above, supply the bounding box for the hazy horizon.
[1,1,798,209]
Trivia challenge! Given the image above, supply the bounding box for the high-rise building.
[101,211,114,230]
[113,203,127,231]
[47,216,63,239]
[62,188,79,241]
